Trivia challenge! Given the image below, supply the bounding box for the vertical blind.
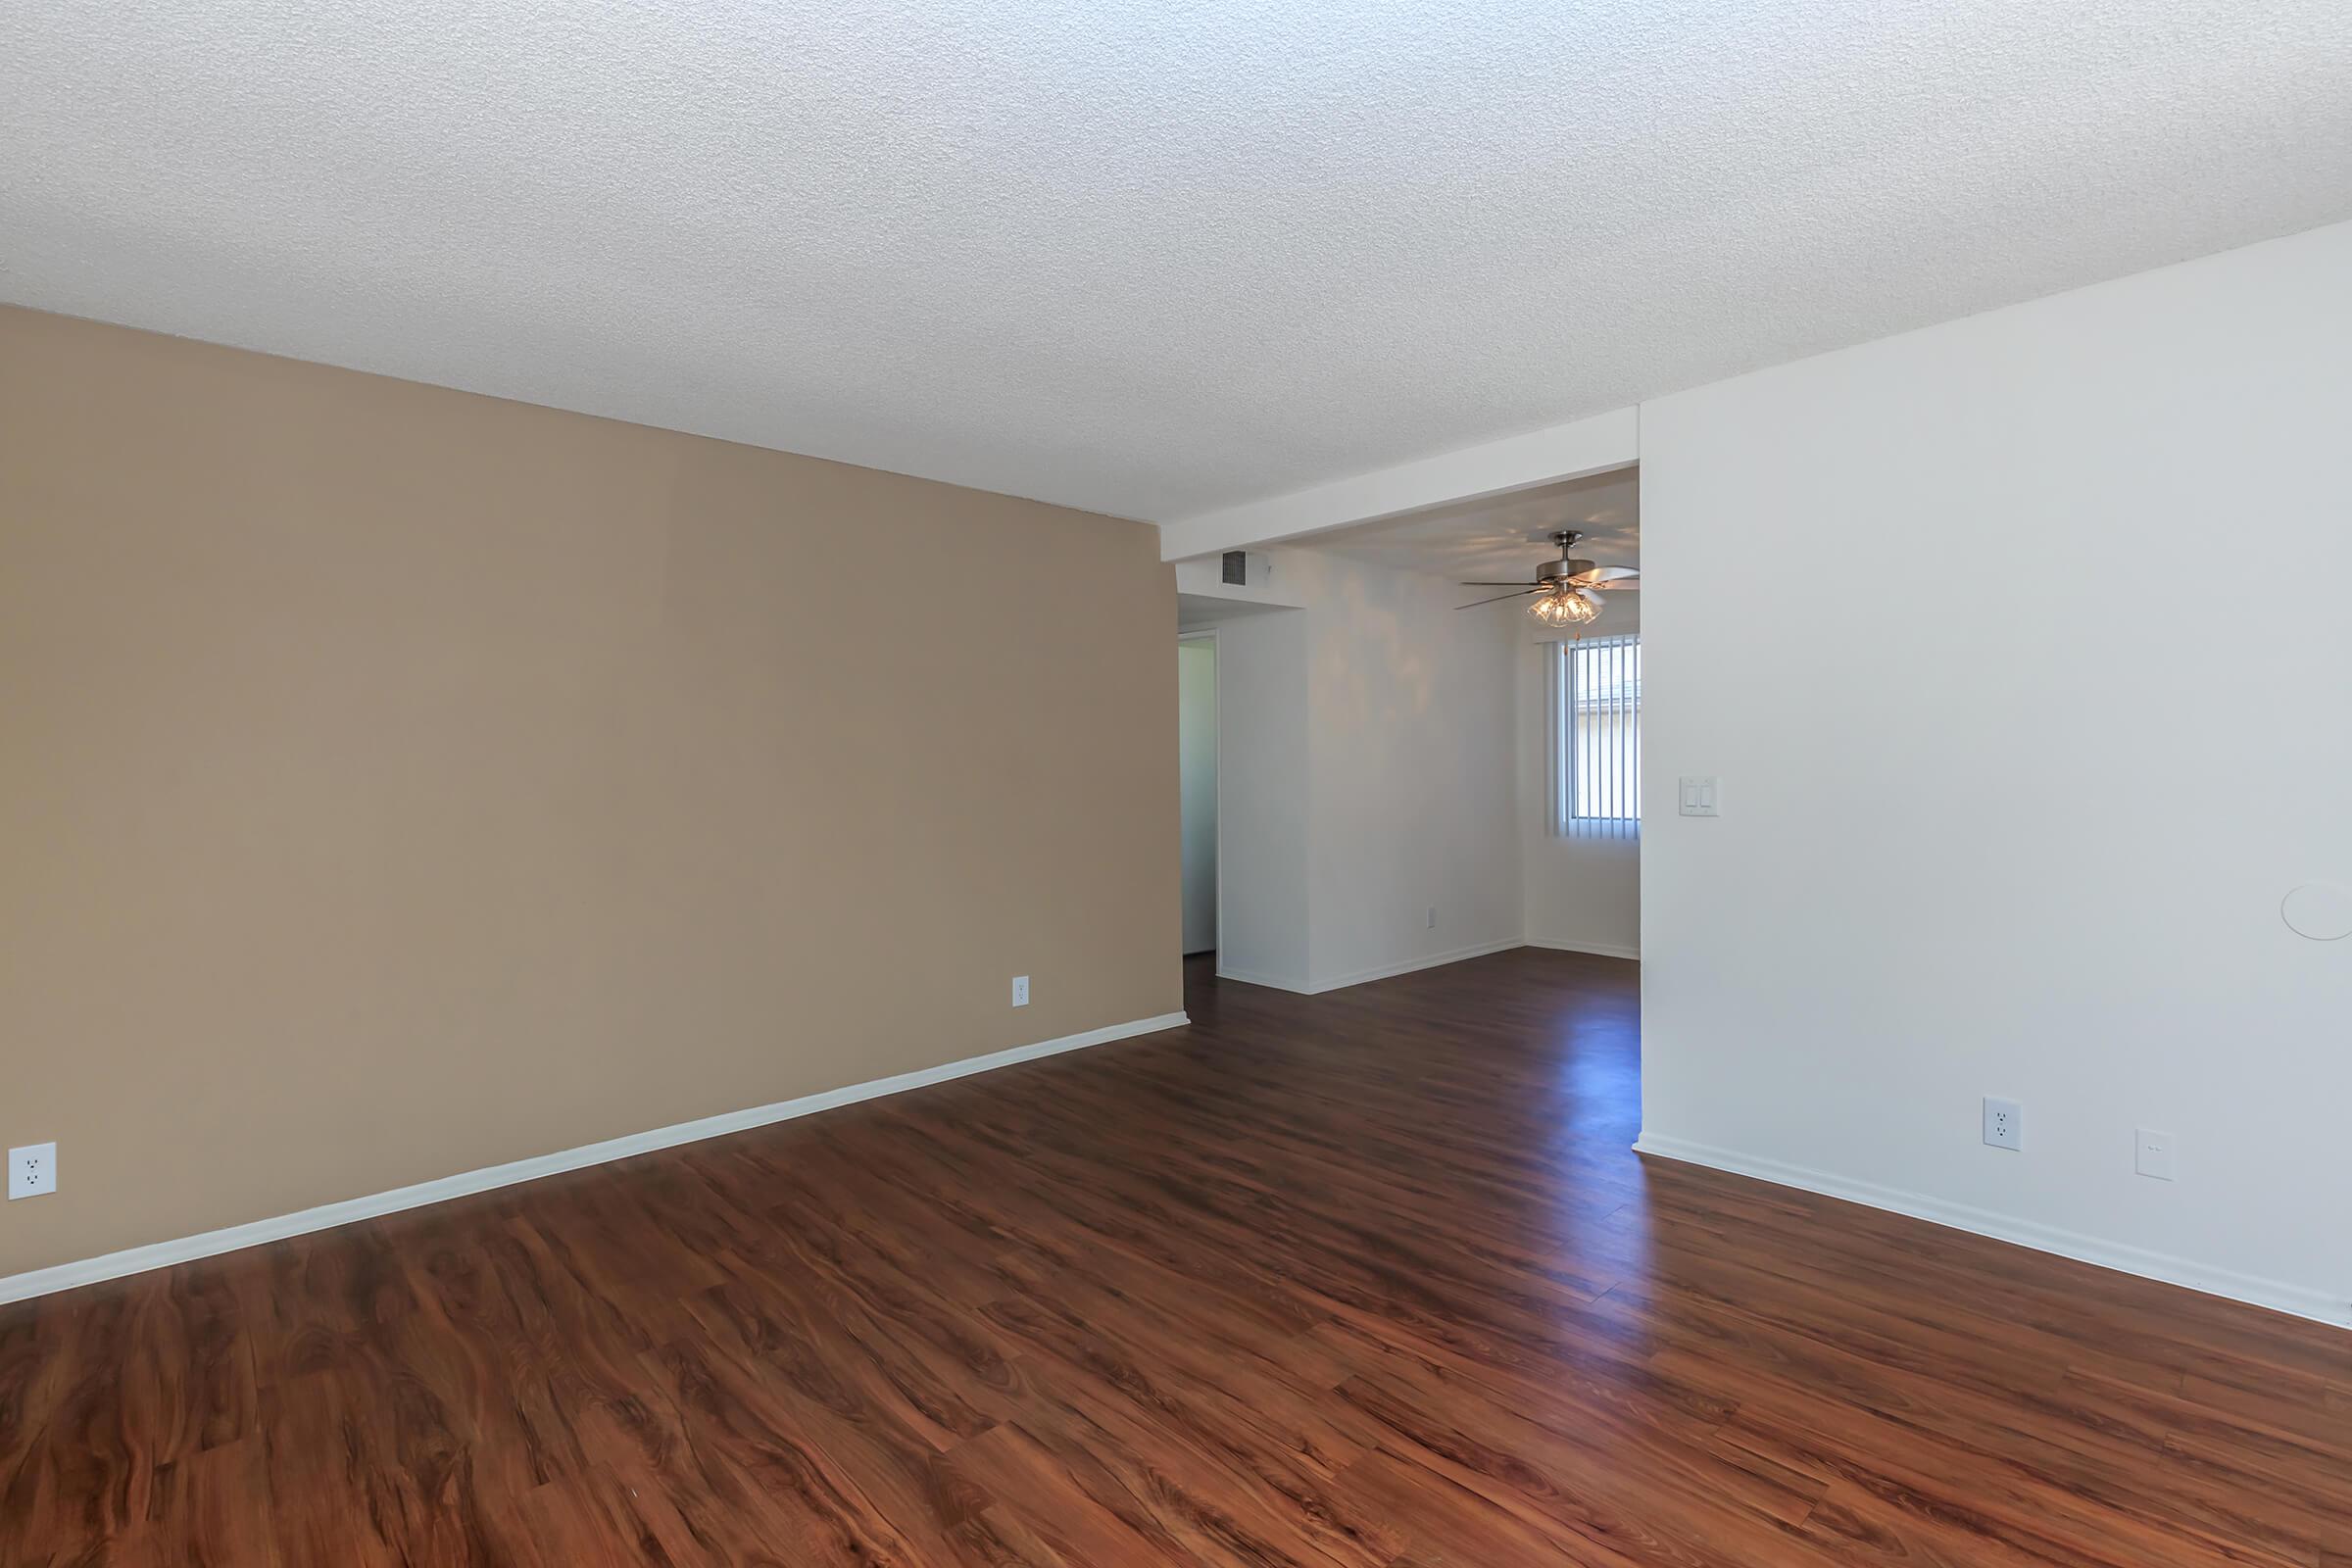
[1546,634,1642,837]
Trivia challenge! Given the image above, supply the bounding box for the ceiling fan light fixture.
[1455,529,1636,616]
[1529,586,1603,626]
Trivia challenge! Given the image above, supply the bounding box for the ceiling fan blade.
[1592,578,1640,591]
[1455,588,1544,610]
[1458,580,1539,587]
[1565,564,1640,585]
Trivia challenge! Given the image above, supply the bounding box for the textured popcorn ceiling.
[1312,468,1641,585]
[5,2,2349,523]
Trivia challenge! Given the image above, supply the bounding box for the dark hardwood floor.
[5,950,2348,1565]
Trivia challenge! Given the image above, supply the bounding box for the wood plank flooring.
[4,949,2348,1564]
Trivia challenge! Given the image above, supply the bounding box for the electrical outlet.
[1426,906,1438,930]
[1983,1098,2023,1152]
[8,1143,56,1200]
[2135,1127,2177,1181]
[1011,975,1030,1007]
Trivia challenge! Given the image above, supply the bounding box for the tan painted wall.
[0,307,1181,1279]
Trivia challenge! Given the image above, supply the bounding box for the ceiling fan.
[1459,530,1640,626]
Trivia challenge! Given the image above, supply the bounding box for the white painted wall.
[1639,219,2352,1325]
[1177,638,1218,954]
[1206,606,1311,990]
[1186,548,1522,993]
[1294,552,1522,990]
[1173,554,1305,611]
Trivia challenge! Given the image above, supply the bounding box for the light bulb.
[1528,586,1602,626]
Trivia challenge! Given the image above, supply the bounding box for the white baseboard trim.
[1527,938,1642,961]
[1631,1133,2350,1331]
[0,1009,1190,1307]
[1306,938,1525,995]
[1212,964,1312,994]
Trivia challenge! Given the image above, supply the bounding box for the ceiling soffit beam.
[1154,405,1639,563]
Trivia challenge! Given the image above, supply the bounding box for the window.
[1546,634,1641,837]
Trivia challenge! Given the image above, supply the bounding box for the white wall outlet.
[2135,1127,2177,1181]
[1426,905,1438,930]
[1678,777,1721,816]
[1011,975,1030,1007]
[1983,1098,2023,1152]
[9,1143,56,1200]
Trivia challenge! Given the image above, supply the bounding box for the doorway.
[1177,633,1218,957]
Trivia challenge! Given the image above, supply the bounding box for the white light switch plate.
[1678,776,1720,816]
[9,1143,56,1200]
